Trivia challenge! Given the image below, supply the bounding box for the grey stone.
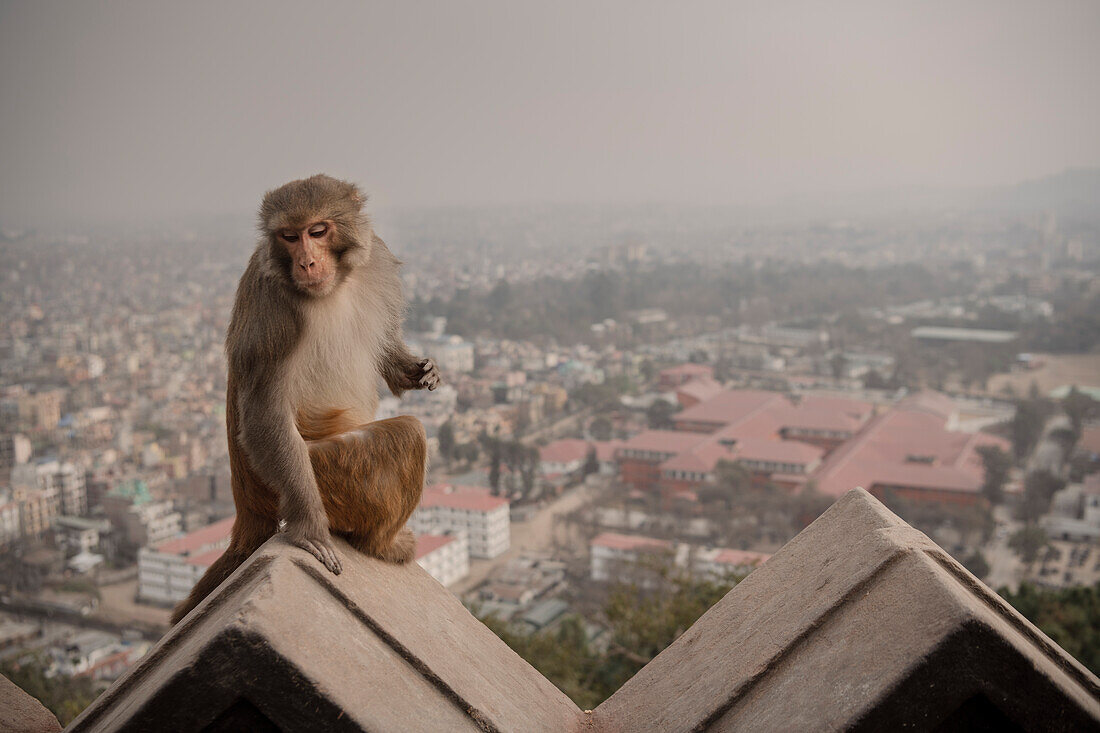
[67,489,1100,732]
[67,535,581,732]
[592,488,1100,732]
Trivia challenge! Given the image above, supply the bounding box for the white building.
[54,516,111,556]
[591,532,769,584]
[590,532,677,582]
[1042,478,1100,542]
[0,497,20,547]
[415,533,469,587]
[47,630,147,681]
[409,484,510,559]
[11,457,87,521]
[409,334,476,374]
[538,439,591,479]
[137,516,233,606]
[691,546,770,581]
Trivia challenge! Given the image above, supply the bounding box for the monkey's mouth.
[297,272,336,294]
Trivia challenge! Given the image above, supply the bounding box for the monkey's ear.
[348,185,366,210]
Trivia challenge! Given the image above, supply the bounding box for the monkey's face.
[277,220,343,297]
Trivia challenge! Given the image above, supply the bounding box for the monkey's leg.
[170,510,278,624]
[309,415,426,564]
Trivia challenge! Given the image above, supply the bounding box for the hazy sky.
[1,1,1098,225]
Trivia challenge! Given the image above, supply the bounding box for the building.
[11,457,87,524]
[104,479,183,551]
[409,334,476,374]
[591,532,770,587]
[47,630,147,681]
[137,516,234,606]
[11,485,57,540]
[415,533,469,587]
[813,392,1011,506]
[0,433,32,475]
[617,387,1008,507]
[658,364,714,390]
[410,485,510,559]
[590,532,679,582]
[591,440,624,476]
[54,516,111,556]
[538,439,591,479]
[0,497,20,546]
[1042,475,1100,542]
[692,547,771,581]
[674,376,724,408]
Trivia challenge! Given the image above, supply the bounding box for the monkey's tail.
[169,546,254,625]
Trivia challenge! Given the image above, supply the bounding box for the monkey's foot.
[286,526,343,574]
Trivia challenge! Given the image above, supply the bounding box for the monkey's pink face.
[278,220,340,296]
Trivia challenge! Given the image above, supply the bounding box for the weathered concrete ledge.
[67,489,1099,732]
[1,672,61,732]
[593,488,1100,731]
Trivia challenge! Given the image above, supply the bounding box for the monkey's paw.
[412,358,441,391]
[286,523,342,574]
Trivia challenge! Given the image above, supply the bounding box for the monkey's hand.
[285,517,342,574]
[409,358,441,391]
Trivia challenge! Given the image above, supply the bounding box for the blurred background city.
[1,1,1098,723]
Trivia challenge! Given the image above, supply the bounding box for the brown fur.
[170,175,439,625]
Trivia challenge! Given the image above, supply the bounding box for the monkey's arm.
[380,342,441,397]
[235,370,342,574]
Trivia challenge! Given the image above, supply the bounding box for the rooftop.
[154,516,234,556]
[591,532,672,552]
[421,484,509,512]
[538,439,591,464]
[415,534,456,559]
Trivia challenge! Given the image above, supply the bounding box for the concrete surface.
[1,672,61,733]
[592,488,1100,732]
[65,488,1100,732]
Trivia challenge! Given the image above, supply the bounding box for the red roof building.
[812,394,1010,506]
[658,364,714,390]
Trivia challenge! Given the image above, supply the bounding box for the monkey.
[171,174,440,625]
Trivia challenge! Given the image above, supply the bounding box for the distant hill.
[978,167,1100,218]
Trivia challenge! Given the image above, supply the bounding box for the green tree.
[488,440,502,494]
[962,551,990,580]
[583,447,600,476]
[646,399,677,430]
[1011,399,1048,462]
[480,614,604,710]
[977,445,1012,505]
[589,416,613,442]
[1019,470,1066,522]
[454,442,480,464]
[571,382,621,411]
[437,421,456,461]
[829,353,848,380]
[1000,583,1100,675]
[1,655,98,725]
[1008,526,1049,567]
[1063,386,1098,438]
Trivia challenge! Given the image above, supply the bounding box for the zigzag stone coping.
[68,489,1099,732]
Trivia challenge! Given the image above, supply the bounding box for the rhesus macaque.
[171,174,439,624]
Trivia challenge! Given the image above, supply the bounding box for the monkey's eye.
[308,224,328,238]
[280,232,299,242]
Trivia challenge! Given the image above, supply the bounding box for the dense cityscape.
[0,169,1098,720]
